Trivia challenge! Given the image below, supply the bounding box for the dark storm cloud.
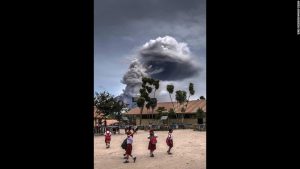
[94,0,206,103]
[95,0,205,27]
[94,0,206,50]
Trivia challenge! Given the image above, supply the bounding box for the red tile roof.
[104,119,119,126]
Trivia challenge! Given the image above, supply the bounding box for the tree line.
[94,77,206,127]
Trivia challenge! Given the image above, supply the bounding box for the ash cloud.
[139,37,199,80]
[120,36,201,106]
[119,59,147,105]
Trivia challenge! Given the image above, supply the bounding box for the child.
[166,129,173,154]
[123,127,132,158]
[104,128,111,148]
[124,131,137,163]
[148,129,157,157]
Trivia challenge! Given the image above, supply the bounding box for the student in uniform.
[166,129,173,154]
[104,128,111,148]
[148,129,157,157]
[124,131,137,163]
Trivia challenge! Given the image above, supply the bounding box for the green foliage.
[157,106,167,118]
[148,78,154,85]
[166,85,174,94]
[94,91,115,116]
[137,97,145,108]
[175,90,187,106]
[94,91,127,126]
[138,77,160,111]
[168,108,176,119]
[145,102,151,113]
[142,77,148,85]
[189,83,195,95]
[196,108,206,118]
[156,111,163,119]
[112,100,126,122]
[153,80,159,90]
[146,86,153,93]
[139,88,146,94]
[149,98,157,109]
[157,106,166,112]
[138,77,161,123]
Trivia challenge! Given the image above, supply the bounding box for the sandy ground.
[94,129,206,169]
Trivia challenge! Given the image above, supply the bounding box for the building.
[125,99,206,126]
[94,106,120,126]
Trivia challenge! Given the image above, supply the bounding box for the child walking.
[122,126,131,157]
[166,129,173,154]
[104,128,111,148]
[124,131,137,163]
[148,129,157,157]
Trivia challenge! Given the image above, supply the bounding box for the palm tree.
[137,97,145,126]
[175,90,187,123]
[185,83,195,109]
[167,84,176,119]
[139,77,160,123]
[146,102,151,118]
[166,84,175,109]
[153,80,159,98]
[150,98,157,119]
[146,86,152,94]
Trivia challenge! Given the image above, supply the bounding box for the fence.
[95,124,206,135]
[193,124,206,131]
[94,126,121,135]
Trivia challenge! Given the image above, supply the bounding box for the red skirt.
[105,137,111,143]
[166,139,173,148]
[126,144,132,155]
[148,142,156,151]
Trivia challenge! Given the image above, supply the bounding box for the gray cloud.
[94,0,206,56]
[120,36,201,105]
[119,59,146,104]
[95,0,205,28]
[138,36,200,80]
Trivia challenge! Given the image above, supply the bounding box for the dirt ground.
[94,129,206,169]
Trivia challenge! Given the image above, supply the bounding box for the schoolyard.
[94,129,206,169]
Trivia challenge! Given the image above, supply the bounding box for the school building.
[125,99,206,126]
[94,106,120,127]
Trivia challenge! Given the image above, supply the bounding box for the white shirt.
[168,133,173,140]
[127,136,133,144]
[148,134,158,139]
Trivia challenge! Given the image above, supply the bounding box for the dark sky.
[95,0,206,100]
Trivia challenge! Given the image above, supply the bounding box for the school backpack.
[121,138,127,149]
[150,137,157,144]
